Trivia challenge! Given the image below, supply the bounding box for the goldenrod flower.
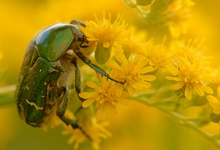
[83,12,130,64]
[122,29,147,55]
[107,52,156,96]
[63,128,87,150]
[166,56,213,100]
[41,104,62,130]
[170,39,210,65]
[80,76,127,119]
[164,0,194,37]
[62,107,111,150]
[207,87,220,114]
[140,40,169,70]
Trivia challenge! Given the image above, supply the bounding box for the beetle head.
[78,35,89,48]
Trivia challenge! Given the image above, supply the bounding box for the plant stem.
[137,97,220,148]
[0,84,16,106]
[0,85,16,94]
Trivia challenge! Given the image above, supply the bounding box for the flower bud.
[95,42,112,64]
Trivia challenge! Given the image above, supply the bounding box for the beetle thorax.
[56,49,77,87]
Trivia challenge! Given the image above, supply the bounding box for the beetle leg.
[56,87,91,139]
[56,87,78,128]
[71,57,85,102]
[73,48,125,84]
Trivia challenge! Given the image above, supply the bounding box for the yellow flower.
[63,128,87,150]
[80,75,127,119]
[140,39,169,70]
[207,87,220,114]
[170,39,210,65]
[164,0,194,37]
[107,52,156,96]
[122,29,147,55]
[83,12,130,64]
[166,56,213,100]
[41,103,62,130]
[62,107,111,150]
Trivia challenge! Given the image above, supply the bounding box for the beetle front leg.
[73,48,125,84]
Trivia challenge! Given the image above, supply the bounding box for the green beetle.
[16,20,123,130]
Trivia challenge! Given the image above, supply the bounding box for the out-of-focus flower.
[62,107,111,150]
[126,0,194,37]
[83,12,130,64]
[41,103,62,130]
[107,52,156,96]
[169,39,210,65]
[165,0,194,38]
[122,29,147,56]
[139,39,169,70]
[166,56,213,100]
[207,87,220,114]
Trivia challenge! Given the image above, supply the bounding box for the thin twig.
[0,84,16,94]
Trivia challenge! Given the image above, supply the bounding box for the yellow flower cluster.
[41,10,220,148]
[72,9,220,148]
[125,0,194,37]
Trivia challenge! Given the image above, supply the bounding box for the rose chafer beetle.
[16,20,123,131]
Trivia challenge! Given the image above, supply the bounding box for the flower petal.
[141,66,155,74]
[82,98,95,107]
[201,85,214,94]
[107,60,121,70]
[185,86,192,100]
[193,84,204,96]
[143,75,156,81]
[170,82,184,90]
[79,92,96,99]
[86,81,97,89]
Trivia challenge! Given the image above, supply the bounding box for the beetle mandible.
[16,20,123,131]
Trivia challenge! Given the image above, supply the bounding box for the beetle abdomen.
[17,57,60,126]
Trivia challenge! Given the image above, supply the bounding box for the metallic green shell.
[16,23,83,126]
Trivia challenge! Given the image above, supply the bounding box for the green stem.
[137,97,220,148]
[0,84,16,106]
[0,85,16,94]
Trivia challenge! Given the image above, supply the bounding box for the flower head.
[62,108,111,150]
[140,39,169,70]
[80,75,127,119]
[62,113,111,150]
[83,12,130,64]
[166,56,213,100]
[164,0,194,37]
[107,52,156,96]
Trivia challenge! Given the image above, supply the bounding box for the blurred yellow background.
[0,0,220,150]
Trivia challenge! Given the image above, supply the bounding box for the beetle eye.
[79,35,89,48]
